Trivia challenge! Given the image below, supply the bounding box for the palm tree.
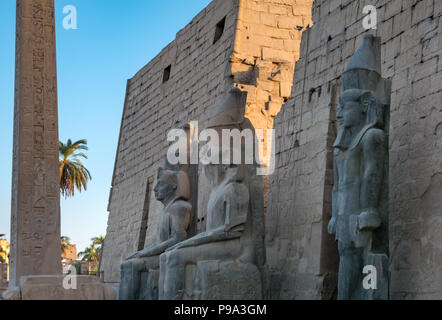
[78,236,105,275]
[78,246,100,265]
[0,247,6,263]
[59,139,92,198]
[0,241,10,264]
[79,236,104,259]
[92,236,105,278]
[61,236,72,255]
[91,236,104,250]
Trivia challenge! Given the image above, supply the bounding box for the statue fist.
[358,210,381,231]
[328,217,336,235]
[126,252,141,260]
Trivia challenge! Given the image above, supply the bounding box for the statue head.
[154,168,190,205]
[338,34,385,133]
[202,86,248,187]
[337,89,383,131]
[334,35,387,152]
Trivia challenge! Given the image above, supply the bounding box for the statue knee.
[166,250,181,268]
[160,252,167,266]
[121,260,131,272]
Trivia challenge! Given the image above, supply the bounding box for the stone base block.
[190,261,262,300]
[2,275,116,300]
[139,269,160,300]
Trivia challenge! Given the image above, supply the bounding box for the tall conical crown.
[207,87,247,129]
[342,34,381,92]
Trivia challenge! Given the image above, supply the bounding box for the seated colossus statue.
[159,87,266,300]
[119,167,192,300]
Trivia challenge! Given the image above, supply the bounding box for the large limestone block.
[191,261,262,300]
[2,275,116,300]
[138,269,160,300]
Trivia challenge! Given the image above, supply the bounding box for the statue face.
[337,97,364,129]
[154,171,177,202]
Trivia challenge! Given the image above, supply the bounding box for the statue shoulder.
[361,128,386,149]
[224,181,248,192]
[169,199,192,215]
[223,182,249,204]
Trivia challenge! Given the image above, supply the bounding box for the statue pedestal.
[190,261,262,300]
[363,253,389,300]
[2,275,116,300]
[139,269,160,300]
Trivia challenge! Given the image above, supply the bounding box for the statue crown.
[342,34,381,93]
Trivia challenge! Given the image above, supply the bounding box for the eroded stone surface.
[192,261,262,300]
[9,0,61,287]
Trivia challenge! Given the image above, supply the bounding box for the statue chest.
[206,185,228,231]
[158,211,172,241]
[335,146,364,215]
[335,146,364,189]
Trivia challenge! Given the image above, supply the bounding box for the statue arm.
[166,184,248,251]
[166,229,242,251]
[136,241,173,258]
[358,128,386,231]
[126,241,161,260]
[129,202,191,259]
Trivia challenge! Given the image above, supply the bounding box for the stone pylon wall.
[101,0,312,284]
[267,0,442,299]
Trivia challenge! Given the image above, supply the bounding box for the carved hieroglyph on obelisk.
[9,0,61,287]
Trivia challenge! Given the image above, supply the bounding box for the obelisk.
[9,0,61,288]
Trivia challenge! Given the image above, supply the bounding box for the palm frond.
[59,138,92,198]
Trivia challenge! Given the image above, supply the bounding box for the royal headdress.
[341,34,390,106]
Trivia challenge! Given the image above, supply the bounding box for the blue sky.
[0,0,212,252]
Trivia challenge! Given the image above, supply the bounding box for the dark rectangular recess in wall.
[137,177,153,251]
[213,17,226,44]
[163,65,171,83]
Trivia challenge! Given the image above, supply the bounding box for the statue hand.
[328,217,336,235]
[358,210,381,231]
[167,239,192,252]
[166,243,180,252]
[126,252,141,260]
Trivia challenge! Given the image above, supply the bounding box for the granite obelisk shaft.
[9,0,61,287]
